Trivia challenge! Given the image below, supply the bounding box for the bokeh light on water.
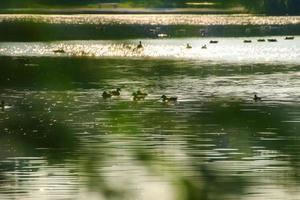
[0,37,299,64]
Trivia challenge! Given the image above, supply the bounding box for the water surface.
[0,14,300,200]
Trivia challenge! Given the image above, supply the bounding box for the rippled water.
[1,56,300,200]
[0,14,300,200]
[1,14,300,25]
[0,37,299,64]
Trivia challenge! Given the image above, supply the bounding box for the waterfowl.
[285,36,294,40]
[257,39,266,42]
[102,91,112,99]
[253,94,262,101]
[132,90,148,101]
[1,100,4,111]
[137,41,143,49]
[267,39,277,42]
[161,95,178,103]
[53,48,65,53]
[209,40,218,44]
[110,88,121,96]
[243,40,252,43]
[186,43,192,49]
[201,45,207,49]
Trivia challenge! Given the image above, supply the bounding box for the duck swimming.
[285,36,294,40]
[244,40,252,43]
[161,95,178,103]
[137,41,143,49]
[209,40,218,44]
[132,90,148,101]
[1,100,4,111]
[53,48,65,53]
[186,43,192,49]
[102,91,112,99]
[253,94,262,101]
[110,88,121,96]
[267,39,277,42]
[257,39,266,42]
[202,45,207,49]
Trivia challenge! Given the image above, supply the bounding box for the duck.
[53,48,65,53]
[1,100,4,111]
[267,38,277,42]
[201,44,207,49]
[186,43,192,49]
[209,40,218,44]
[161,95,178,103]
[253,94,262,101]
[285,36,294,40]
[110,88,121,96]
[132,90,148,101]
[257,39,266,42]
[102,91,112,99]
[243,40,252,43]
[137,41,143,49]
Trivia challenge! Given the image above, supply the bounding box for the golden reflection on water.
[0,14,300,25]
[0,37,300,64]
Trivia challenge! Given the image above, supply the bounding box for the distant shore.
[0,8,246,15]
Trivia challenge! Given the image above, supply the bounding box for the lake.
[0,14,300,200]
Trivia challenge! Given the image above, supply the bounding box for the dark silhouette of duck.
[102,91,112,99]
[53,48,65,53]
[202,45,207,49]
[257,39,266,42]
[253,94,262,101]
[110,88,121,96]
[137,41,143,49]
[267,39,277,42]
[161,95,178,103]
[1,100,4,111]
[285,36,294,40]
[244,40,252,43]
[186,43,192,49]
[209,40,218,44]
[132,90,148,101]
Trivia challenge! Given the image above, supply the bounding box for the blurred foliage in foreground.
[0,0,299,15]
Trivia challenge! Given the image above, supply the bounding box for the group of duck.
[243,36,294,43]
[102,88,262,103]
[186,36,295,49]
[102,88,178,103]
[53,36,295,55]
[0,92,262,112]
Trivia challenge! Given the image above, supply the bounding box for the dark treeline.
[0,0,299,15]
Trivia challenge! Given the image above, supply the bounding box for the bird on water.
[253,94,262,101]
[102,91,112,99]
[137,41,143,49]
[132,90,148,101]
[161,95,178,103]
[110,88,121,96]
